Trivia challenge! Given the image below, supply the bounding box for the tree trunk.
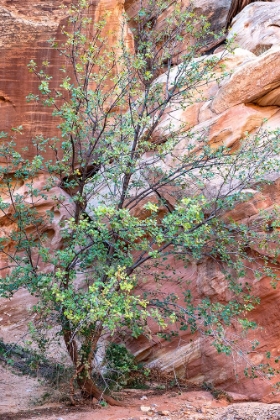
[77,374,124,406]
[63,327,124,406]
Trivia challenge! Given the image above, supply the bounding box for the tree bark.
[77,374,124,406]
[63,327,124,406]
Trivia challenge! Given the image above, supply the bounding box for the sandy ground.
[0,364,51,414]
[2,387,280,420]
[2,363,280,420]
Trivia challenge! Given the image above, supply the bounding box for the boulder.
[227,2,280,55]
[211,46,280,114]
[125,0,231,60]
[125,0,231,35]
[226,0,274,30]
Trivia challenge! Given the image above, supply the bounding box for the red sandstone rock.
[211,46,280,114]
[0,174,74,344]
[0,0,133,161]
[1,0,280,404]
[227,1,280,55]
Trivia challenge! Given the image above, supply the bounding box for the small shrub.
[104,343,138,389]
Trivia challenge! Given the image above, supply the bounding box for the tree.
[0,0,280,405]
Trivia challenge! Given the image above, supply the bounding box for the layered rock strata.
[1,0,280,402]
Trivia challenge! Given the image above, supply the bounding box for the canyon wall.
[2,0,280,402]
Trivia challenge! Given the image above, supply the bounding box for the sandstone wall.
[0,0,132,160]
[1,0,280,402]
